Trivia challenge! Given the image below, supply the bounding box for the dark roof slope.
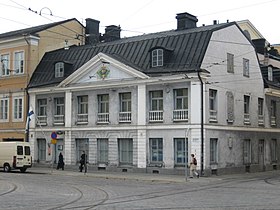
[28,22,236,88]
[0,18,79,39]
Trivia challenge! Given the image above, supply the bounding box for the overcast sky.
[0,0,279,44]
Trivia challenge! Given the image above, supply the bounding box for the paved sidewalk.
[29,166,222,184]
[29,165,280,184]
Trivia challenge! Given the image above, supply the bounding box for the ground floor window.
[97,138,108,163]
[271,139,277,163]
[118,138,133,165]
[76,138,89,163]
[174,138,187,165]
[210,138,218,163]
[37,138,46,162]
[150,138,163,163]
[243,139,251,164]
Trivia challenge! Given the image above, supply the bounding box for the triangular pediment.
[58,53,149,87]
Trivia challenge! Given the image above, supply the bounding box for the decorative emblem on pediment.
[97,65,110,80]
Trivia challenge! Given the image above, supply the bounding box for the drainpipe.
[197,70,204,176]
[25,88,30,142]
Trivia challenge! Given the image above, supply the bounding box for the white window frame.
[1,54,10,76]
[150,138,163,163]
[210,138,218,163]
[174,138,187,165]
[243,58,249,77]
[227,53,234,73]
[244,95,250,124]
[14,51,24,74]
[271,100,276,126]
[13,97,23,121]
[77,95,88,124]
[0,97,9,121]
[97,138,108,163]
[119,92,131,122]
[209,89,217,122]
[258,98,264,125]
[152,49,163,67]
[55,62,64,78]
[149,90,163,122]
[118,138,133,165]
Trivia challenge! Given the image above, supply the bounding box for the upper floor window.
[227,53,234,73]
[271,100,276,126]
[98,94,109,123]
[152,49,163,67]
[173,88,188,121]
[77,95,88,124]
[119,92,131,123]
[244,95,250,124]
[14,51,24,74]
[243,58,249,77]
[226,91,234,123]
[54,97,65,125]
[209,89,217,122]
[1,54,10,76]
[38,99,47,116]
[55,62,64,78]
[258,98,264,125]
[13,97,23,120]
[0,98,9,121]
[149,90,163,122]
[268,66,273,81]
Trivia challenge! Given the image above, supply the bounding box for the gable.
[58,53,149,87]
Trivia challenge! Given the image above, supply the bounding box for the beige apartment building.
[0,19,85,142]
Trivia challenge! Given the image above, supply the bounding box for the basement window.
[55,62,64,78]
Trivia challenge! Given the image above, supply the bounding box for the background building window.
[14,51,24,74]
[209,89,217,121]
[227,53,234,73]
[1,54,10,76]
[0,98,8,120]
[243,58,249,77]
[13,97,23,120]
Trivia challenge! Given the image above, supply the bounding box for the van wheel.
[4,164,11,172]
[20,168,27,173]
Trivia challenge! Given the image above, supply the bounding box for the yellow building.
[0,19,85,142]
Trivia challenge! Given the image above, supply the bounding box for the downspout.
[25,88,30,142]
[197,70,204,176]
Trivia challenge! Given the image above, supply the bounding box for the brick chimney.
[176,12,198,30]
[102,25,121,42]
[85,18,100,45]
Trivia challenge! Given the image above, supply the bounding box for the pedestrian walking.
[189,154,199,178]
[79,151,87,172]
[56,152,64,170]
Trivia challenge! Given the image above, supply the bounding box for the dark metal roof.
[0,18,79,39]
[28,22,236,88]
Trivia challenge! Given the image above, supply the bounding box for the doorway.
[258,140,265,171]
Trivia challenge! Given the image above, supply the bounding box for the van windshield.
[25,146,31,155]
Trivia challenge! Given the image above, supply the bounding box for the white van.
[0,142,32,172]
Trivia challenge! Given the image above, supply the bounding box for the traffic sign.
[51,132,57,139]
[51,139,57,144]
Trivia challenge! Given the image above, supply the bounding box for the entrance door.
[76,138,89,163]
[37,139,46,163]
[258,140,265,171]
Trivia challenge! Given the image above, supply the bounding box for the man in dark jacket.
[79,151,87,172]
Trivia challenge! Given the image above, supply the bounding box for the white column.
[64,91,73,164]
[65,91,72,127]
[137,84,147,168]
